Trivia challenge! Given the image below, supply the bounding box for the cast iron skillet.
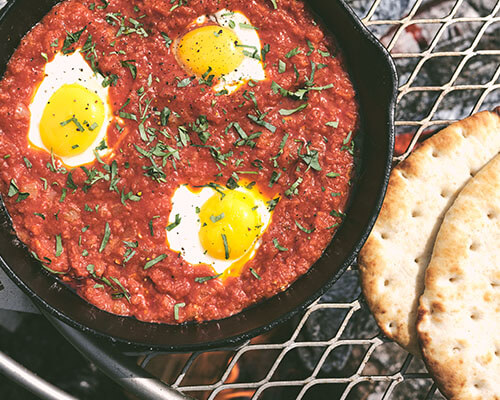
[0,0,397,351]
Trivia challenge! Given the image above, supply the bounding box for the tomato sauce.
[0,0,358,323]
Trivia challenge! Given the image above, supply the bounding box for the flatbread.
[358,110,500,354]
[417,152,500,400]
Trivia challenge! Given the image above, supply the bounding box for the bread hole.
[452,346,461,354]
[449,276,458,283]
[470,312,481,320]
[384,279,390,287]
[487,211,497,219]
[491,281,500,289]
[495,349,500,357]
[469,242,480,251]
[431,150,439,158]
[380,232,389,240]
[399,171,408,180]
[414,257,420,264]
[411,209,421,218]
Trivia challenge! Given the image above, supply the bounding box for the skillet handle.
[42,311,194,400]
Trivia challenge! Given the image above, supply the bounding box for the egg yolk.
[176,25,244,78]
[199,189,262,260]
[39,83,105,157]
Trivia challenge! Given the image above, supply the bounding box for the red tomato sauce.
[0,0,358,323]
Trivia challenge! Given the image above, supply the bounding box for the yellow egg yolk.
[199,189,262,260]
[175,25,244,78]
[39,83,105,157]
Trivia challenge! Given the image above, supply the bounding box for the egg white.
[211,10,266,93]
[28,51,113,167]
[166,185,272,274]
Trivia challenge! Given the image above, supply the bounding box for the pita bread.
[417,152,500,400]
[358,110,500,354]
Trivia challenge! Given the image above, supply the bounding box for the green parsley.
[295,220,315,234]
[250,268,262,280]
[55,234,63,257]
[174,302,185,320]
[195,274,222,283]
[144,254,167,270]
[166,214,181,231]
[273,238,288,251]
[222,233,230,259]
[279,103,308,116]
[99,222,111,253]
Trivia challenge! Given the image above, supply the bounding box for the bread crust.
[359,110,500,355]
[417,152,500,400]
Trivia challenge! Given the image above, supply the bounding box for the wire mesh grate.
[137,1,499,399]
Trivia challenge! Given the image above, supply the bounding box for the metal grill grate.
[137,1,500,399]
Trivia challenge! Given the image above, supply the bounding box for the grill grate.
[137,1,499,399]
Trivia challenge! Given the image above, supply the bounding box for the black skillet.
[0,0,397,351]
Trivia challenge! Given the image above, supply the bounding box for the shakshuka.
[0,0,359,324]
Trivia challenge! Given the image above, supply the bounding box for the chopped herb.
[285,47,301,58]
[66,172,78,190]
[195,274,222,283]
[166,214,181,231]
[222,233,230,259]
[59,188,67,202]
[226,176,239,190]
[160,107,171,126]
[60,116,85,132]
[306,40,315,56]
[273,238,288,251]
[341,131,354,155]
[119,111,137,121]
[149,215,160,236]
[210,213,225,223]
[267,197,280,211]
[55,234,63,257]
[326,172,340,178]
[99,222,111,253]
[174,302,185,320]
[269,171,281,187]
[247,114,276,133]
[330,209,346,218]
[34,212,45,219]
[278,59,286,73]
[144,254,167,270]
[270,0,278,9]
[109,277,131,302]
[62,26,86,54]
[177,76,194,87]
[102,73,118,87]
[295,220,315,234]
[285,177,303,197]
[161,32,172,47]
[326,121,339,128]
[41,52,48,62]
[121,60,137,79]
[299,145,322,172]
[279,103,308,116]
[250,267,262,279]
[7,179,29,202]
[261,43,270,61]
